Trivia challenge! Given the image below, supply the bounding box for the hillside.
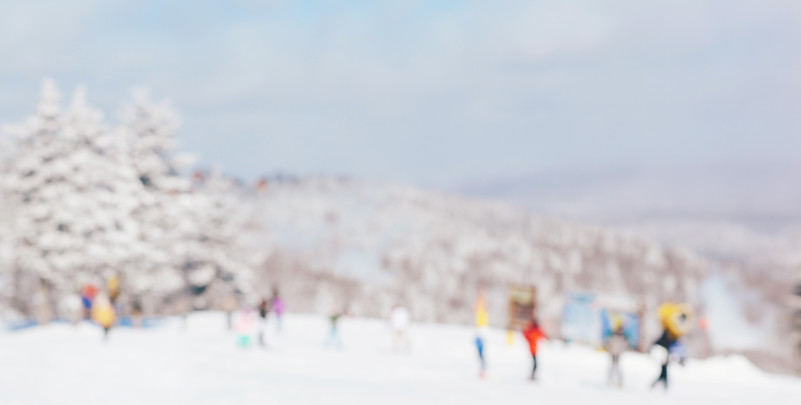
[253,177,708,340]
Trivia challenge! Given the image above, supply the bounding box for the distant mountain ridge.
[456,162,801,266]
[458,162,801,227]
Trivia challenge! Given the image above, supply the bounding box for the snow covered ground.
[1,312,799,405]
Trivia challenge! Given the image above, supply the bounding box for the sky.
[1,0,800,187]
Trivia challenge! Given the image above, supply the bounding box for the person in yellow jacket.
[474,288,489,378]
[92,294,116,341]
[658,303,695,339]
[651,303,695,390]
[107,275,121,305]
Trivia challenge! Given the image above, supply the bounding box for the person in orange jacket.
[522,318,548,380]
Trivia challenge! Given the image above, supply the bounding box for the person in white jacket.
[389,305,412,352]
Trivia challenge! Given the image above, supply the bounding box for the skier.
[131,296,144,328]
[650,329,675,390]
[257,297,270,347]
[327,307,347,348]
[522,318,548,381]
[222,294,238,331]
[235,308,254,347]
[605,323,629,387]
[651,303,694,391]
[107,275,121,306]
[388,304,411,352]
[91,294,116,341]
[81,284,99,319]
[474,289,489,378]
[270,289,285,333]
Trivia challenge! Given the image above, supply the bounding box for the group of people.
[234,289,286,348]
[474,291,548,381]
[74,279,695,392]
[473,293,695,389]
[57,275,154,341]
[649,322,691,390]
[323,304,412,351]
[604,322,686,390]
[74,277,121,340]
[226,291,686,391]
[74,278,293,348]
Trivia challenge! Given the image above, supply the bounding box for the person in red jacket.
[522,319,548,381]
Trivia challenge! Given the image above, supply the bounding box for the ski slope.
[1,312,798,405]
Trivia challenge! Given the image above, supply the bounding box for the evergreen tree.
[118,90,190,298]
[0,81,260,317]
[120,91,255,308]
[181,170,256,306]
[2,80,143,321]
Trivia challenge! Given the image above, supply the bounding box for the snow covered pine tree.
[2,80,143,322]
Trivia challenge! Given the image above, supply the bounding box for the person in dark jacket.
[651,329,677,390]
[257,298,271,347]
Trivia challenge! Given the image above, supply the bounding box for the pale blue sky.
[1,0,800,187]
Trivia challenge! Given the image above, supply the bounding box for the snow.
[1,312,799,405]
